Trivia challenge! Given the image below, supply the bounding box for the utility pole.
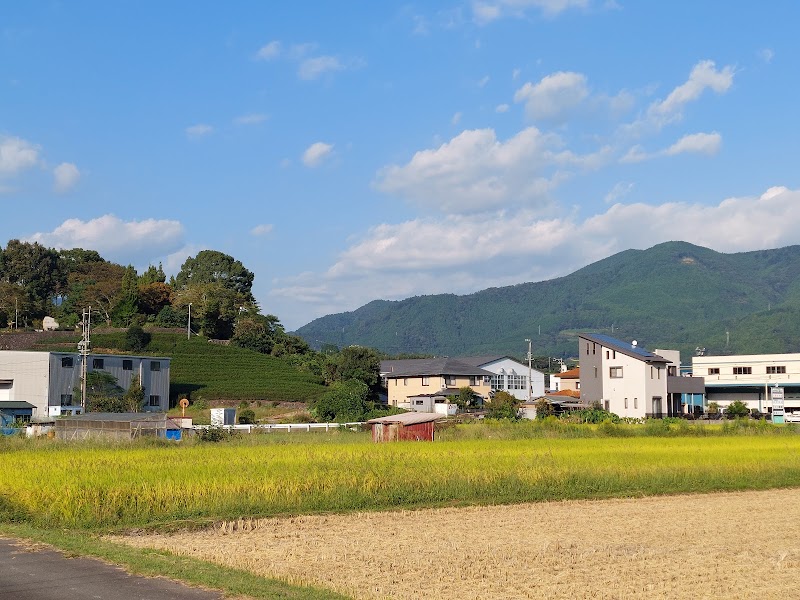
[187,303,192,340]
[525,338,532,403]
[78,307,92,410]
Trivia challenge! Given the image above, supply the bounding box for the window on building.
[767,366,787,374]
[650,366,654,379]
[668,366,677,376]
[445,375,457,386]
[634,398,638,409]
[491,374,505,390]
[609,367,623,378]
[612,350,616,359]
[150,361,161,372]
[414,400,424,406]
[508,374,526,390]
[708,368,720,375]
[604,400,609,411]
[606,350,610,359]
[123,359,133,371]
[733,367,752,375]
[594,367,598,378]
[148,395,160,407]
[592,343,597,355]
[624,398,628,409]
[422,376,430,386]
[469,376,478,386]
[61,394,73,406]
[657,368,661,379]
[403,378,408,386]
[484,375,492,385]
[586,342,590,354]
[92,358,104,369]
[61,356,73,368]
[576,382,580,390]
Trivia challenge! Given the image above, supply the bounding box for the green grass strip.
[0,523,350,600]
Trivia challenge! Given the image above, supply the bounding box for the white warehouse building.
[691,352,800,414]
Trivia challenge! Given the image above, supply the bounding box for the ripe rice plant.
[2,432,800,530]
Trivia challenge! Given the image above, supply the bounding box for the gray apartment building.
[0,350,170,418]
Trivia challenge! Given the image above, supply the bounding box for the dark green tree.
[123,375,145,412]
[456,386,477,409]
[486,390,521,420]
[310,379,371,422]
[326,346,381,388]
[230,314,283,354]
[124,325,151,352]
[174,250,255,301]
[1,240,66,319]
[138,263,166,285]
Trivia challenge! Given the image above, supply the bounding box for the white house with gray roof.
[579,333,704,419]
[459,355,545,401]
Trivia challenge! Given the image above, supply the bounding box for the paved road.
[0,538,224,600]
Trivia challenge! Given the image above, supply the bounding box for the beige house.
[550,367,580,393]
[381,358,493,412]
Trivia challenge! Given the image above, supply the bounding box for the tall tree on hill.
[172,282,256,339]
[138,263,166,285]
[111,265,139,326]
[174,250,255,302]
[0,240,66,320]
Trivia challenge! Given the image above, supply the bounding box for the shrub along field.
[2,421,800,530]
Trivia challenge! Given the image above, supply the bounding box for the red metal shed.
[367,412,443,442]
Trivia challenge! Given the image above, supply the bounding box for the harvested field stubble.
[119,488,800,600]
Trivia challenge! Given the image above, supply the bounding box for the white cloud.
[625,60,735,134]
[250,224,274,236]
[185,124,213,139]
[0,135,39,175]
[514,71,589,121]
[256,40,281,60]
[604,181,634,203]
[496,103,510,113]
[234,113,268,125]
[451,111,463,125]
[374,127,607,213]
[302,142,334,167]
[298,55,343,80]
[26,214,185,263]
[477,75,490,88]
[758,48,774,64]
[665,132,721,156]
[272,186,800,327]
[473,0,589,24]
[53,162,80,193]
[621,132,722,163]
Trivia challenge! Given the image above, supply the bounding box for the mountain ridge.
[295,241,800,358]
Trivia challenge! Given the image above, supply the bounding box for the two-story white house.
[578,333,704,419]
[691,352,800,414]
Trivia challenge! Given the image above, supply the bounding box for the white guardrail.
[192,422,365,433]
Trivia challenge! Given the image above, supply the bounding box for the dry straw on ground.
[118,488,800,599]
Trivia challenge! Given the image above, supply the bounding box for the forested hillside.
[295,241,800,358]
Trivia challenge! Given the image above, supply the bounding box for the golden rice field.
[2,430,800,529]
[118,487,800,600]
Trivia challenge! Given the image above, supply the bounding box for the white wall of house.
[477,357,545,401]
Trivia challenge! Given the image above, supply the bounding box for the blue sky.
[2,1,800,330]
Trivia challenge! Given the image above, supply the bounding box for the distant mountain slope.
[295,241,800,358]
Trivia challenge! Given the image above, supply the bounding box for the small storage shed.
[367,412,443,442]
[0,401,36,426]
[55,412,168,441]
